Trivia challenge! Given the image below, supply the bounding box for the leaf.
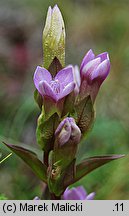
[36,112,59,151]
[3,142,47,183]
[74,96,95,134]
[65,155,125,186]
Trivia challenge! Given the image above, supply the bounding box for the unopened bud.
[55,117,81,146]
[43,5,65,69]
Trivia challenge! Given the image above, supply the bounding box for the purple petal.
[80,49,95,72]
[55,66,74,87]
[75,186,87,199]
[33,66,52,92]
[39,80,57,101]
[82,57,101,78]
[59,82,75,99]
[74,65,81,87]
[91,59,110,82]
[63,188,82,200]
[73,65,81,95]
[86,192,95,200]
[57,119,72,146]
[96,52,109,62]
[55,118,67,136]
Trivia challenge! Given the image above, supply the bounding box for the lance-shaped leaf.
[3,142,47,183]
[74,95,95,134]
[67,155,124,186]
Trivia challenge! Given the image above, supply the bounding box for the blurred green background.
[0,0,129,200]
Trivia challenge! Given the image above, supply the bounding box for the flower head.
[62,186,95,200]
[80,49,110,85]
[33,65,75,102]
[55,117,81,146]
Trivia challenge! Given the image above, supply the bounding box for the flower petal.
[55,118,67,136]
[39,80,57,101]
[86,192,95,200]
[33,66,52,92]
[57,119,72,146]
[82,57,101,79]
[75,186,87,199]
[55,66,74,87]
[96,52,109,62]
[80,49,95,72]
[74,65,81,87]
[63,188,81,200]
[91,59,110,82]
[59,82,75,99]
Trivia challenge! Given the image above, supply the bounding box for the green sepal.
[36,112,59,152]
[47,151,76,196]
[34,89,43,110]
[48,57,63,77]
[73,95,95,134]
[47,139,78,196]
[43,96,64,120]
[3,142,47,183]
[62,91,75,117]
[65,154,125,186]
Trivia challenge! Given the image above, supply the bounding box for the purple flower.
[55,117,81,146]
[79,49,110,102]
[62,186,95,200]
[80,49,110,84]
[33,66,75,102]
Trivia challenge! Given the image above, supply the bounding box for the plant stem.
[51,193,61,200]
[43,151,49,166]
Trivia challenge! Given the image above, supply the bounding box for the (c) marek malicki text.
[19,202,83,212]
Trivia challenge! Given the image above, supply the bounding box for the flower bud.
[80,49,110,103]
[43,5,65,69]
[55,117,81,146]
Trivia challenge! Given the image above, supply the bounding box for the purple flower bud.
[55,117,81,146]
[33,65,75,102]
[79,49,110,102]
[80,49,110,85]
[62,186,95,200]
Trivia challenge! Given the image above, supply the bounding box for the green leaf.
[36,112,59,151]
[65,155,125,186]
[74,96,95,134]
[3,142,47,183]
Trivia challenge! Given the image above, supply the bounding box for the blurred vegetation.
[0,0,129,199]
